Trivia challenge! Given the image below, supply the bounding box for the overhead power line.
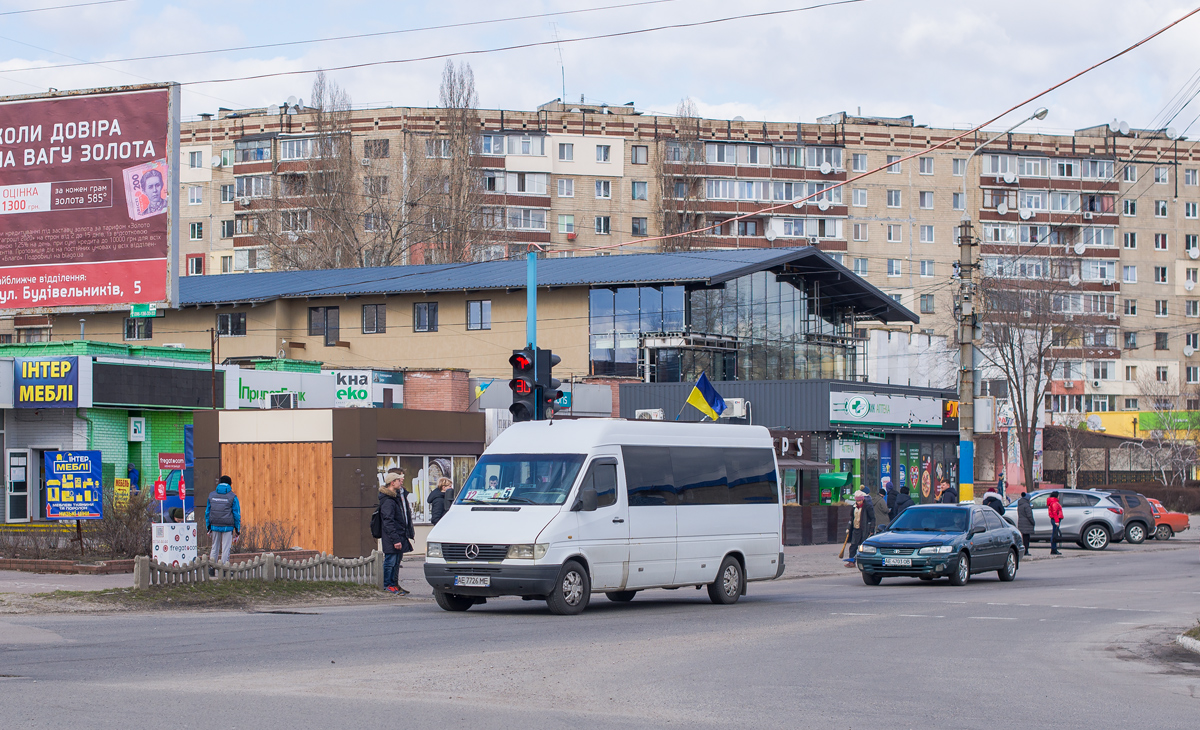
[0,0,128,17]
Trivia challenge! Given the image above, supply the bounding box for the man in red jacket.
[1048,491,1064,555]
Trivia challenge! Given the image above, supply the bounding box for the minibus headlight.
[426,542,442,558]
[507,543,549,560]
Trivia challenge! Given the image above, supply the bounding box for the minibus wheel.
[434,590,474,612]
[605,590,638,602]
[546,560,591,615]
[707,556,743,605]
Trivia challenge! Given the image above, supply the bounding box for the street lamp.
[957,107,1048,504]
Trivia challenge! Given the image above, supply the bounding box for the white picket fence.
[133,550,385,590]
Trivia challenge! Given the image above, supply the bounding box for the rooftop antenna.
[551,22,566,106]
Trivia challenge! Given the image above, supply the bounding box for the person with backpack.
[428,477,454,524]
[378,468,413,594]
[205,475,241,574]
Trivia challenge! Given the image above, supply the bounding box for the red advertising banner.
[0,84,179,312]
[158,453,185,471]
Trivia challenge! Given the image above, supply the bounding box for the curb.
[1177,634,1200,656]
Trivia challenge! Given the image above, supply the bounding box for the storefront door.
[6,448,31,522]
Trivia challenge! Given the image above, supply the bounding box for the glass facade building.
[589,270,865,382]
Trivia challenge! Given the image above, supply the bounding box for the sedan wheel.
[949,553,970,586]
[1082,524,1110,550]
[862,572,882,586]
[997,550,1017,582]
[1155,524,1173,541]
[1125,523,1146,544]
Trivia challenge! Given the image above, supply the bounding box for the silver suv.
[1003,489,1124,550]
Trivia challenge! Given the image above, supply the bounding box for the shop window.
[217,312,246,337]
[362,304,386,334]
[466,300,491,331]
[124,317,152,341]
[309,306,340,346]
[414,302,438,332]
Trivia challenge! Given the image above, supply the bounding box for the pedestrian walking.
[428,477,454,524]
[882,477,897,517]
[983,487,1005,515]
[844,490,876,565]
[937,479,958,504]
[872,482,890,532]
[1016,491,1035,556]
[1047,490,1064,555]
[379,468,414,594]
[891,485,915,520]
[205,475,240,573]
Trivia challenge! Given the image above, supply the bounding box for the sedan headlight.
[506,543,549,560]
[426,542,442,558]
[918,545,954,555]
[857,545,877,554]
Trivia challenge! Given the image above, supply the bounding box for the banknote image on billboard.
[0,83,179,313]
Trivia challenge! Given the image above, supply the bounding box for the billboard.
[44,450,103,520]
[0,83,180,313]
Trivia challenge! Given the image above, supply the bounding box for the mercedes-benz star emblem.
[465,544,480,560]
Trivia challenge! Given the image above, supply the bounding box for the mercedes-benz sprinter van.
[424,419,784,615]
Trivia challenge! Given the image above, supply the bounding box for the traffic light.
[536,348,563,419]
[508,348,537,422]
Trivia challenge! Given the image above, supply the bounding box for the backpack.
[370,505,382,539]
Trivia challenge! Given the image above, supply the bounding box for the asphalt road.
[2,541,1198,729]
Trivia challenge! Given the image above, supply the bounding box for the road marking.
[970,616,1018,620]
[1050,605,1099,609]
[1114,608,1163,613]
[1116,622,1145,625]
[898,614,945,618]
[830,612,878,616]
[987,602,1010,606]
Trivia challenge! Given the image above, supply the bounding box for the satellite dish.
[996,201,1009,216]
[765,229,778,242]
[793,201,805,210]
[1086,414,1103,431]
[1019,207,1032,220]
[1119,121,1130,135]
[1068,274,1081,287]
[297,98,304,108]
[1187,345,1196,357]
[732,116,745,122]
[1002,172,1016,184]
[820,161,833,175]
[286,95,298,106]
[267,104,280,116]
[1187,280,1196,292]
[1073,242,1087,255]
[210,155,221,168]
[287,106,298,116]
[1108,119,1120,134]
[817,199,831,211]
[1190,247,1200,260]
[1167,127,1179,140]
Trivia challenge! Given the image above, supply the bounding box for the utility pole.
[527,251,538,383]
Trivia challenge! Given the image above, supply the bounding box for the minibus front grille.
[443,543,510,561]
[447,566,503,575]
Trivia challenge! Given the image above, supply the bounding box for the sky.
[1,0,1200,136]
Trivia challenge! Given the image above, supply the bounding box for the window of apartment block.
[364,139,389,158]
[1124,299,1137,316]
[557,178,574,198]
[1188,234,1199,253]
[233,138,272,163]
[1186,202,1198,219]
[1156,331,1170,350]
[1156,300,1168,317]
[188,151,203,168]
[853,258,868,276]
[1123,232,1137,249]
[1155,166,1169,184]
[852,188,867,207]
[631,145,648,165]
[919,225,935,243]
[124,317,152,341]
[220,184,234,203]
[1123,199,1136,216]
[886,154,901,173]
[1124,331,1137,350]
[596,144,611,162]
[737,220,758,236]
[1123,165,1137,182]
[887,224,901,242]
[220,149,234,167]
[1093,361,1112,380]
[186,255,204,276]
[309,306,340,345]
[887,259,902,277]
[235,175,271,198]
[773,146,801,167]
[852,153,867,172]
[558,143,573,161]
[220,255,232,273]
[852,223,868,242]
[919,157,934,175]
[217,220,233,239]
[920,294,934,313]
[465,300,490,331]
[507,136,546,156]
[918,191,934,209]
[827,253,844,265]
[595,216,611,234]
[186,185,201,205]
[217,312,246,337]
[673,180,689,199]
[1124,365,1137,381]
[189,222,203,241]
[1155,266,1169,284]
[1123,397,1139,410]
[507,208,546,230]
[631,217,648,237]
[1156,365,1170,382]
[424,139,451,158]
[595,180,611,199]
[480,135,504,155]
[1155,200,1168,217]
[361,304,386,334]
[558,215,574,234]
[632,181,648,200]
[950,192,963,211]
[413,302,438,332]
[1155,233,1168,250]
[920,260,935,277]
[506,172,547,194]
[1184,169,1198,186]
[952,158,965,176]
[886,189,901,207]
[1188,367,1200,384]
[1188,300,1200,318]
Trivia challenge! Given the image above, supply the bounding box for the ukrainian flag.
[685,373,726,421]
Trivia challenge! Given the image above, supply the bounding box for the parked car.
[1097,489,1156,544]
[856,504,1022,586]
[1147,498,1190,540]
[1003,489,1124,550]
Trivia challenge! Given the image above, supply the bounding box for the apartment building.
[161,103,1196,411]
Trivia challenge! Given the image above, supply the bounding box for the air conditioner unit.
[1101,278,1113,287]
[162,343,186,349]
[238,197,251,207]
[808,236,819,246]
[1091,379,1102,389]
[1083,211,1094,220]
[270,393,297,409]
[566,232,577,241]
[634,408,664,421]
[1064,380,1075,389]
[361,158,371,167]
[1064,314,1074,321]
[1106,313,1118,321]
[718,398,748,419]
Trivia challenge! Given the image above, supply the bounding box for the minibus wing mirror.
[572,485,598,512]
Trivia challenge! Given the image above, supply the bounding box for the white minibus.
[424,419,784,615]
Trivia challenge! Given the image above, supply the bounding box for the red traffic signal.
[509,351,534,371]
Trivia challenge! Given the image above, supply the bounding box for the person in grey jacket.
[1016,491,1035,556]
[871,482,891,532]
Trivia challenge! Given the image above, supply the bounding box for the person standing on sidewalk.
[205,475,240,571]
[428,477,454,525]
[1047,490,1064,555]
[1016,491,1035,556]
[891,485,915,520]
[983,488,1006,515]
[871,482,891,533]
[844,490,875,565]
[380,468,413,595]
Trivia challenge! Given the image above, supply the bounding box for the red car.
[1147,498,1190,540]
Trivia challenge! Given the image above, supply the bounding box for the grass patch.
[1185,623,1200,641]
[35,580,390,610]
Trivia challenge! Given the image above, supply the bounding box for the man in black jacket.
[380,468,413,595]
[1016,491,1035,556]
[891,485,915,521]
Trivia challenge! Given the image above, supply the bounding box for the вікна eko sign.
[0,84,180,312]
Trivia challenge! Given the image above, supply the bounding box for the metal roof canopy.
[179,247,917,324]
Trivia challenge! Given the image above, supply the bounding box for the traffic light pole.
[527,251,538,361]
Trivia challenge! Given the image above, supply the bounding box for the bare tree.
[1134,374,1200,486]
[1050,413,1088,489]
[656,98,710,252]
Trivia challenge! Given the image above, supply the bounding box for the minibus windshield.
[456,453,586,506]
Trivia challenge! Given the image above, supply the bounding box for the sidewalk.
[0,570,133,594]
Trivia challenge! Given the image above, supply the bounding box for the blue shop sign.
[14,356,78,408]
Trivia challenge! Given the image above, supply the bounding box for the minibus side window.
[725,448,779,504]
[622,446,676,506]
[672,447,728,505]
[590,462,618,508]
